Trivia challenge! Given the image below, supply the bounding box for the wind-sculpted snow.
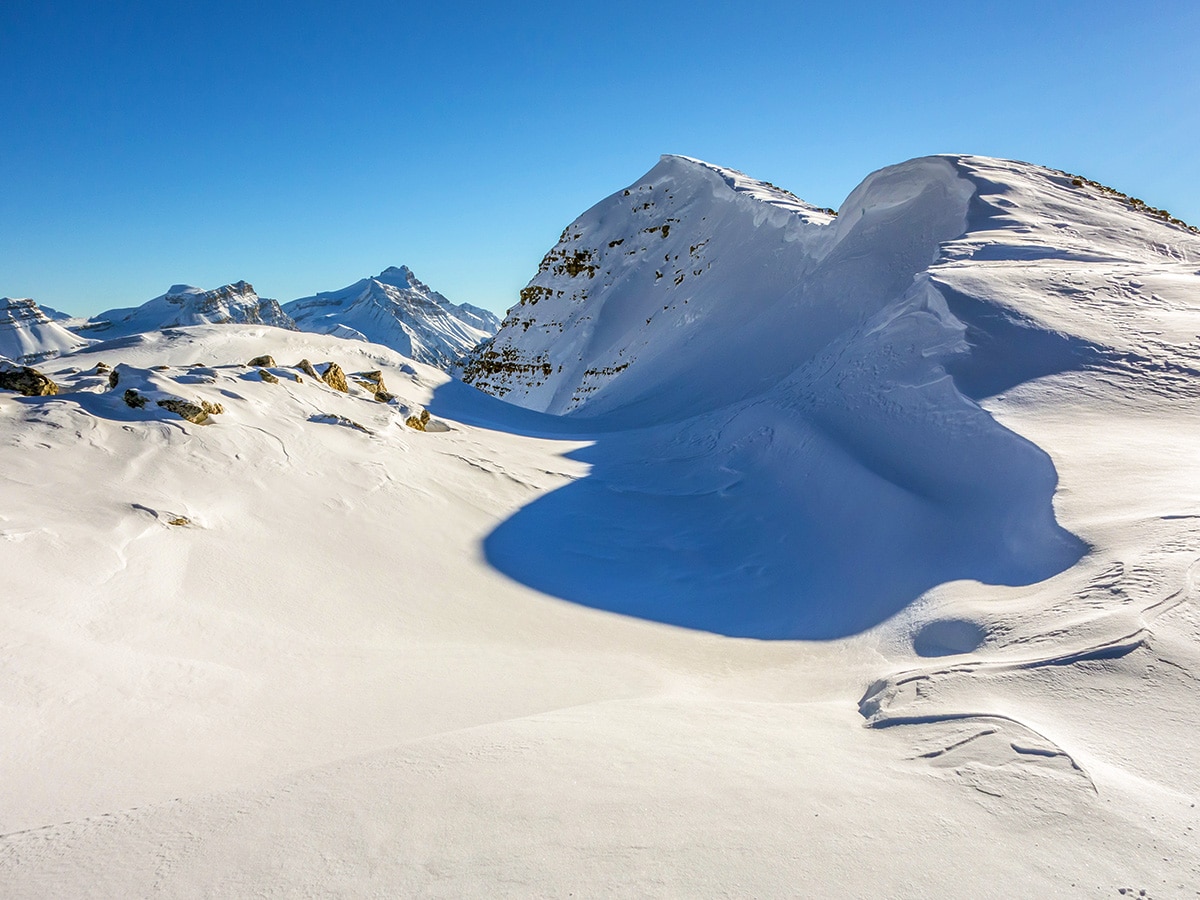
[4,157,1200,896]
[471,277,1087,637]
[461,154,1151,636]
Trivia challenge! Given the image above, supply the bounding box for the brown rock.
[0,364,58,397]
[157,398,224,424]
[320,362,349,393]
[108,368,120,389]
[247,355,276,367]
[123,388,146,409]
[297,359,319,379]
[405,409,431,431]
[258,369,279,384]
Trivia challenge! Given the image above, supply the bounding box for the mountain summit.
[282,266,500,368]
[84,281,296,337]
[463,153,1199,424]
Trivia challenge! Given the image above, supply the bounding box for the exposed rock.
[352,369,392,401]
[354,370,386,390]
[94,362,111,374]
[309,413,371,434]
[0,363,59,396]
[291,373,303,383]
[167,516,190,526]
[123,388,146,409]
[156,398,223,424]
[108,368,120,389]
[247,355,276,367]
[258,369,279,384]
[297,359,319,379]
[153,365,170,371]
[320,362,349,393]
[405,409,431,431]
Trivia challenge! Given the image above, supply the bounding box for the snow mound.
[284,265,500,369]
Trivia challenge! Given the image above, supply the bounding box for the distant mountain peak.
[0,296,89,363]
[283,265,500,369]
[84,281,296,337]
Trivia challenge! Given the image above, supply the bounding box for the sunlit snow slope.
[0,297,89,362]
[463,153,1200,637]
[2,155,1199,897]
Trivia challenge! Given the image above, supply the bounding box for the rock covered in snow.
[283,266,500,369]
[0,360,59,396]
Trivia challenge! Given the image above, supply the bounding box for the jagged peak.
[375,266,415,290]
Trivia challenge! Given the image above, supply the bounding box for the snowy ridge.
[0,297,89,363]
[663,154,839,222]
[82,281,296,337]
[283,265,500,368]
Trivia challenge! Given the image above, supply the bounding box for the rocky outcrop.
[405,409,431,431]
[297,359,319,380]
[0,363,58,396]
[247,355,276,367]
[156,398,224,424]
[352,370,394,402]
[319,362,349,393]
[258,369,279,384]
[123,389,147,409]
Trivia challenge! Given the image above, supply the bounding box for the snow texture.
[2,154,1199,897]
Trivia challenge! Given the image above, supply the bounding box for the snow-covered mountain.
[283,265,500,368]
[464,153,1198,421]
[82,281,296,337]
[2,156,1200,896]
[0,296,89,362]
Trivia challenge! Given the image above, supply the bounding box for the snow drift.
[461,153,1200,637]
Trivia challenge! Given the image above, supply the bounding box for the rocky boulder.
[0,363,58,396]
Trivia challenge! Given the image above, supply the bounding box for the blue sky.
[3,1,1198,316]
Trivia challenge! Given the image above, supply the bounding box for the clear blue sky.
[3,1,1198,316]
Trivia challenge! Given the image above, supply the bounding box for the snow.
[283,265,501,368]
[83,281,296,337]
[0,297,89,363]
[2,154,1199,896]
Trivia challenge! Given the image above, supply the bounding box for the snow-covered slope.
[2,156,1200,896]
[464,153,1199,422]
[0,297,89,363]
[283,265,500,368]
[82,281,296,337]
